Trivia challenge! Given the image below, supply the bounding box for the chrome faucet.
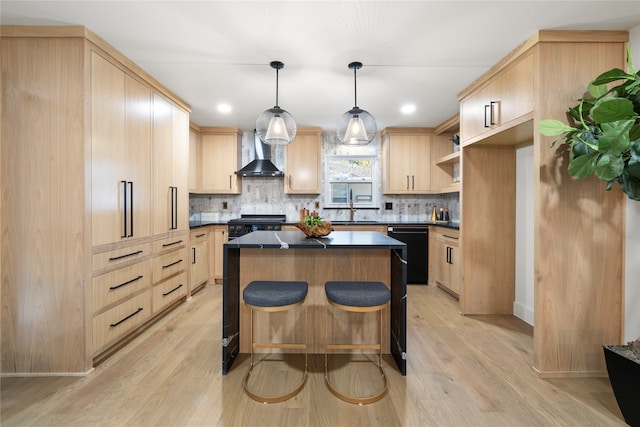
[349,200,357,222]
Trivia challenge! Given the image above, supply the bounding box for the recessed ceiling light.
[401,104,416,114]
[217,103,232,113]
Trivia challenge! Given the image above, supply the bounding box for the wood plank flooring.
[1,284,626,426]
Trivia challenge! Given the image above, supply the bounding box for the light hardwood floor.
[1,284,626,426]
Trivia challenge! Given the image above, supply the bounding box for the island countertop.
[224,230,406,249]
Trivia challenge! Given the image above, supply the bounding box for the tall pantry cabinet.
[1,26,191,374]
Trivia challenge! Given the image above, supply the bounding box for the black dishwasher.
[387,225,428,284]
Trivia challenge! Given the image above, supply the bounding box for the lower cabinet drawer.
[153,272,187,313]
[93,290,151,355]
[93,260,151,313]
[152,248,187,283]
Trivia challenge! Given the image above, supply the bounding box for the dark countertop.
[223,230,406,249]
[191,219,460,230]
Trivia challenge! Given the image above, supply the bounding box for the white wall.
[625,24,640,343]
[514,144,534,325]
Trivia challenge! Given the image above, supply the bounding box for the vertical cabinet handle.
[229,175,232,190]
[484,101,497,128]
[169,186,178,230]
[121,180,128,238]
[412,175,415,190]
[489,101,497,125]
[128,181,134,237]
[484,104,491,128]
[446,247,454,264]
[121,180,134,238]
[192,247,196,264]
[406,175,409,190]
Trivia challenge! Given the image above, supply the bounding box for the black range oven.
[227,214,286,239]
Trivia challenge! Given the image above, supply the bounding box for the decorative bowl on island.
[294,217,333,238]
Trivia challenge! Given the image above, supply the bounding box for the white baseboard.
[513,301,534,326]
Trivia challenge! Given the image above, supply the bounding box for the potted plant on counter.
[539,47,640,426]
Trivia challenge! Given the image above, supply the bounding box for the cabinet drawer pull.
[109,275,143,291]
[110,307,143,327]
[109,250,143,261]
[163,283,183,297]
[162,240,183,247]
[196,233,206,238]
[162,259,183,269]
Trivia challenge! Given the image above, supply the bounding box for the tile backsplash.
[190,131,459,223]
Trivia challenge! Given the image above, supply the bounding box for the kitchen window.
[325,155,378,208]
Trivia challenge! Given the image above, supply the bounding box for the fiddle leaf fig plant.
[539,47,640,200]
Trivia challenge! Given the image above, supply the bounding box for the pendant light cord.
[274,66,279,108]
[353,66,358,108]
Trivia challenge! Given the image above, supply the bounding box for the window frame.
[324,155,378,208]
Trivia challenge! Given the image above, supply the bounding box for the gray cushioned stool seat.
[244,281,308,307]
[325,281,390,307]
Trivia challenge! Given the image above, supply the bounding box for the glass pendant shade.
[337,107,376,145]
[256,61,296,146]
[256,107,296,146]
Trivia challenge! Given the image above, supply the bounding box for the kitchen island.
[222,230,407,375]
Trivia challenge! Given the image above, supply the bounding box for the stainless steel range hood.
[236,130,284,177]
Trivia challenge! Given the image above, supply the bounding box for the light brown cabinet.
[197,127,242,194]
[284,127,322,194]
[91,51,152,246]
[382,128,432,194]
[430,227,461,297]
[190,228,209,292]
[152,94,189,235]
[459,53,534,145]
[188,123,200,192]
[1,26,191,374]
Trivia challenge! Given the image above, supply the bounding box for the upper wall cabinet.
[382,128,432,194]
[195,127,242,194]
[459,53,534,145]
[382,127,455,195]
[284,127,322,194]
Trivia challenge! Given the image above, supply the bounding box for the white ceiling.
[3,1,640,134]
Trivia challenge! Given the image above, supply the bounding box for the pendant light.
[337,61,376,145]
[256,61,297,145]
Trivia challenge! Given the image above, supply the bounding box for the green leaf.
[630,139,640,162]
[591,68,634,86]
[591,97,637,123]
[538,119,575,136]
[588,82,608,98]
[568,152,598,178]
[627,159,640,179]
[594,154,624,181]
[598,120,633,155]
[629,123,640,142]
[622,169,640,200]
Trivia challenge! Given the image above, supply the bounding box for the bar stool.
[324,280,390,404]
[242,280,308,403]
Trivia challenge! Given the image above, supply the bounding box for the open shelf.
[436,151,460,166]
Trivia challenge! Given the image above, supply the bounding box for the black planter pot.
[604,345,640,427]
